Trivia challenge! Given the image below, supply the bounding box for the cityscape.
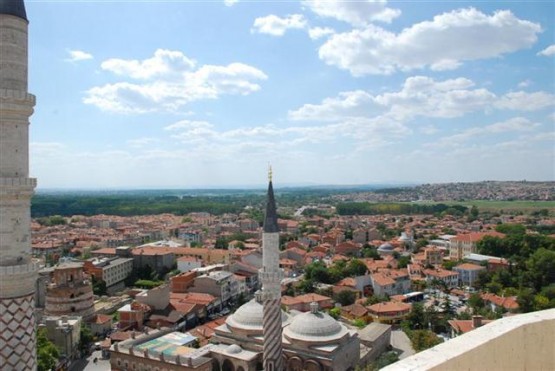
[1,1,554,371]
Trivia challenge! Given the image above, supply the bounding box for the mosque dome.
[283,302,348,342]
[378,242,394,252]
[226,298,288,331]
[225,344,242,354]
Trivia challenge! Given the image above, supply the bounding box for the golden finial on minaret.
[268,164,273,182]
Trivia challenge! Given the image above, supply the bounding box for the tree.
[524,248,555,292]
[409,330,442,351]
[405,302,427,330]
[416,238,428,250]
[373,351,400,370]
[441,297,455,317]
[495,223,526,235]
[298,279,315,294]
[91,275,107,296]
[363,247,381,259]
[467,205,479,222]
[353,318,366,328]
[329,307,341,319]
[37,327,59,371]
[79,323,94,352]
[397,255,411,269]
[346,259,368,277]
[334,290,357,306]
[517,288,535,313]
[468,293,485,312]
[442,260,457,271]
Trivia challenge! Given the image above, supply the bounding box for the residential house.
[281,293,333,312]
[367,301,411,323]
[448,315,492,338]
[449,232,505,261]
[188,271,244,307]
[423,268,459,289]
[453,263,486,287]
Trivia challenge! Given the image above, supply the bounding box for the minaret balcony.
[259,270,284,282]
[0,177,36,187]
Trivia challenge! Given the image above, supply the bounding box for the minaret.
[0,1,38,370]
[260,167,284,371]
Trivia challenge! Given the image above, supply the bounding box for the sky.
[24,0,555,189]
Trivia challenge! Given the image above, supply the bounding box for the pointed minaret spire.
[263,166,279,233]
[0,0,28,21]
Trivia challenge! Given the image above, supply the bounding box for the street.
[390,329,415,360]
[70,350,110,371]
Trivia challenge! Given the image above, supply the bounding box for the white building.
[188,271,244,306]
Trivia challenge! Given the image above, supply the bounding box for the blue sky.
[25,0,554,189]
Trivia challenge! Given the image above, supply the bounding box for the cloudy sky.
[26,0,554,189]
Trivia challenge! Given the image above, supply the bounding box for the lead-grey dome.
[226,298,288,331]
[0,0,28,21]
[378,242,394,251]
[283,308,348,342]
[225,344,242,354]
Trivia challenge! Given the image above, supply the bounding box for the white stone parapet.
[258,269,284,283]
[0,176,36,187]
[0,88,36,103]
[0,260,38,298]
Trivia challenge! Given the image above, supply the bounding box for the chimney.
[472,315,483,328]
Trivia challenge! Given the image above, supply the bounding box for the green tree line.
[336,202,468,216]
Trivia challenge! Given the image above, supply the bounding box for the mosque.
[208,176,360,371]
[109,176,360,371]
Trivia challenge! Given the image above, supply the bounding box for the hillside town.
[332,181,555,202]
[32,193,555,370]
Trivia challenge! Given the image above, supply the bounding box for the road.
[70,350,110,371]
[391,329,415,360]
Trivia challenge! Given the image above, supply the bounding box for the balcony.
[383,309,555,371]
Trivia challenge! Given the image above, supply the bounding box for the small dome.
[225,344,242,354]
[378,242,394,251]
[284,308,348,342]
[226,298,288,331]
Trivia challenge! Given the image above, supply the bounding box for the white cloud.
[289,90,379,121]
[308,27,335,40]
[429,117,540,147]
[101,49,196,80]
[496,91,555,111]
[303,0,401,26]
[65,50,93,62]
[84,50,267,114]
[537,44,555,56]
[290,76,497,122]
[420,125,438,135]
[318,8,541,76]
[251,14,307,36]
[224,0,239,6]
[518,79,532,88]
[161,114,409,161]
[127,137,159,148]
[30,142,66,156]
